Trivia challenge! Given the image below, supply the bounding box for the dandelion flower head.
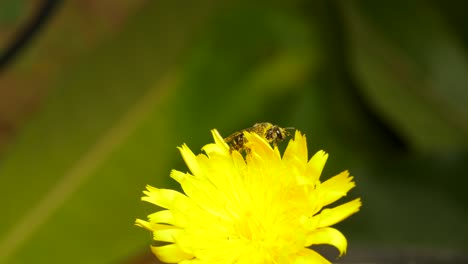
[136,127,361,263]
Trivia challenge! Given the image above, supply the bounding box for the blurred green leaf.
[339,0,468,152]
[287,2,406,169]
[344,151,468,250]
[0,0,26,24]
[431,0,468,50]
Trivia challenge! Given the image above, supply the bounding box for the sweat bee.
[224,122,294,152]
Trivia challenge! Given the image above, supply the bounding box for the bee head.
[266,126,286,141]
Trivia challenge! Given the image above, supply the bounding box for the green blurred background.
[0,0,467,263]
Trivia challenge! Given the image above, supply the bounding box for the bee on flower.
[136,123,362,264]
[224,122,293,152]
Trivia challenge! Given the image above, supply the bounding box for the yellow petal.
[244,133,283,178]
[316,198,362,228]
[212,129,230,151]
[170,170,210,202]
[316,170,356,206]
[283,131,308,165]
[305,227,347,256]
[135,219,175,232]
[282,132,309,185]
[134,219,155,231]
[294,248,331,264]
[178,144,203,177]
[180,260,202,264]
[201,142,221,157]
[170,169,236,222]
[202,130,231,156]
[244,132,276,158]
[231,149,246,169]
[154,228,183,243]
[142,187,195,213]
[306,150,328,182]
[151,244,193,263]
[148,210,174,225]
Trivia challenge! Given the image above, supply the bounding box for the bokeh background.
[1,0,467,263]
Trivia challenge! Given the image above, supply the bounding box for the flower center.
[237,210,267,242]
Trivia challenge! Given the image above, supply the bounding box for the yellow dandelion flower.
[136,128,362,263]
